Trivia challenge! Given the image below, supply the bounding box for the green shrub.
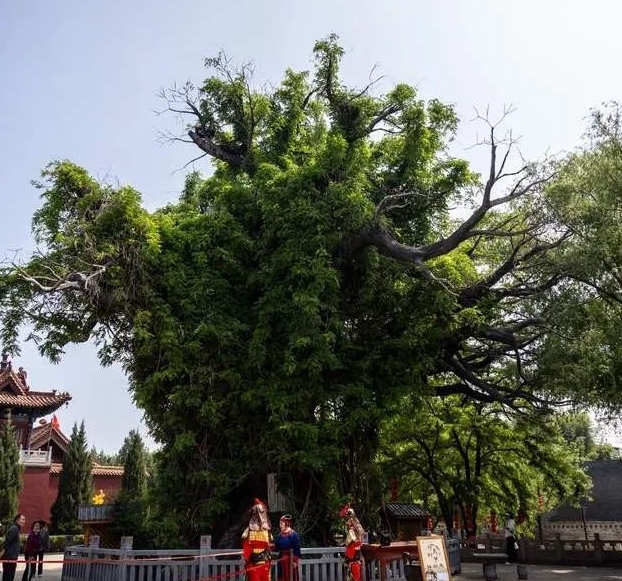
[49,534,85,551]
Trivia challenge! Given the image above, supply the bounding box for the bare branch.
[11,263,109,293]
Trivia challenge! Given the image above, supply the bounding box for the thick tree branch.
[188,130,245,168]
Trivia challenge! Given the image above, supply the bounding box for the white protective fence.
[61,545,403,581]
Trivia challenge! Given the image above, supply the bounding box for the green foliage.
[90,446,119,466]
[48,534,84,552]
[119,430,147,496]
[539,102,622,408]
[50,422,93,534]
[377,397,591,537]
[111,430,150,545]
[0,419,23,525]
[2,38,617,545]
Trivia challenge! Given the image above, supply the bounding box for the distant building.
[542,459,622,541]
[0,355,123,528]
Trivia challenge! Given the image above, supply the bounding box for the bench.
[471,552,508,580]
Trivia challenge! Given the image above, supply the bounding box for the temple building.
[0,354,123,527]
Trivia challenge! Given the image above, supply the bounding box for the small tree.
[50,421,92,533]
[113,430,150,546]
[0,419,23,525]
[90,446,119,466]
[120,430,147,497]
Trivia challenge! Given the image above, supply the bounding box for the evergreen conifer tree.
[50,421,92,533]
[0,418,23,525]
[113,430,149,545]
[120,430,147,497]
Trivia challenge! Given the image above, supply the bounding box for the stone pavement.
[9,553,64,581]
[455,562,622,580]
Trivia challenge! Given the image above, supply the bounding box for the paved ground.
[8,555,622,581]
[455,562,622,580]
[7,554,64,581]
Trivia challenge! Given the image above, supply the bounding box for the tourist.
[339,504,365,581]
[504,512,518,565]
[22,521,41,581]
[241,498,273,581]
[273,514,301,581]
[36,522,50,577]
[2,514,26,581]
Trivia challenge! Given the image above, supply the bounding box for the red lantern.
[465,506,474,532]
[453,508,461,530]
[389,476,398,501]
[426,516,433,531]
[517,508,526,524]
[490,510,497,533]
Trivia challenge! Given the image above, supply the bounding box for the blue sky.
[1,0,621,453]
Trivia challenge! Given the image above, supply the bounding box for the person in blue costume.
[273,514,301,581]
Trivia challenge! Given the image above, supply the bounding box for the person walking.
[22,522,41,581]
[273,515,301,581]
[2,514,26,581]
[36,522,49,577]
[504,512,518,565]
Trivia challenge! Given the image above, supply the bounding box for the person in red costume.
[339,504,365,581]
[242,498,273,581]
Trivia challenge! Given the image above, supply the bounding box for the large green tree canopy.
[0,37,614,543]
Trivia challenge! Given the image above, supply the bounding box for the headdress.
[248,498,271,531]
[339,503,364,540]
[339,503,355,518]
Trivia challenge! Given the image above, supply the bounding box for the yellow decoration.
[92,489,106,505]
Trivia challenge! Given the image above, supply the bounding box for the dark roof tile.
[382,503,429,518]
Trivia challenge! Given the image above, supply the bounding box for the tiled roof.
[49,463,124,477]
[0,366,71,415]
[0,369,27,392]
[382,503,429,518]
[0,389,72,413]
[30,421,71,450]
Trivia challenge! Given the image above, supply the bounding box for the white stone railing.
[19,448,52,465]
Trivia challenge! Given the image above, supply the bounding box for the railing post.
[118,536,133,581]
[555,533,563,563]
[594,533,603,565]
[85,540,95,581]
[200,535,211,581]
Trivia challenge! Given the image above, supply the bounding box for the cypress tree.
[120,430,147,497]
[0,418,23,525]
[50,421,92,533]
[113,430,149,546]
